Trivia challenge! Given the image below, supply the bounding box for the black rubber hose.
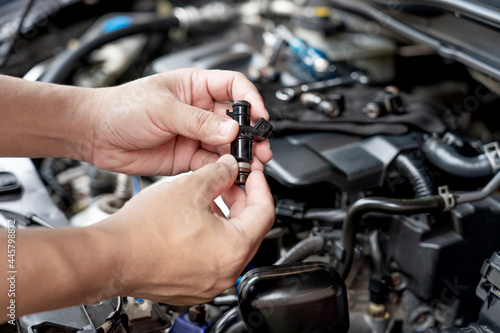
[274,236,323,265]
[40,16,179,84]
[339,196,446,278]
[303,209,347,224]
[422,137,493,178]
[0,0,36,68]
[394,152,434,198]
[39,158,75,205]
[211,307,248,333]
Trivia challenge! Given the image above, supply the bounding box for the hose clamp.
[484,142,500,174]
[438,185,455,212]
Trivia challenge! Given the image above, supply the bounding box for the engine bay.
[1,1,500,332]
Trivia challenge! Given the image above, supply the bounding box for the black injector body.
[226,100,273,185]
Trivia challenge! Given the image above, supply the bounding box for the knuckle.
[215,162,234,180]
[233,71,247,82]
[220,243,248,271]
[146,74,164,90]
[188,167,226,206]
[189,110,215,138]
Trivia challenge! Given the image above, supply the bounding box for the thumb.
[168,101,238,145]
[183,154,238,208]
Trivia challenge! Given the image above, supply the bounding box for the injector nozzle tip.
[236,173,249,185]
[236,162,251,185]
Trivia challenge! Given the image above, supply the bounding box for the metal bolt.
[363,102,381,118]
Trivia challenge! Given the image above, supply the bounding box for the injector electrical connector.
[226,100,273,185]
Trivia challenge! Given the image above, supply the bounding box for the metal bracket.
[483,142,500,174]
[438,185,455,212]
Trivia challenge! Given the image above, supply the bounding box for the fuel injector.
[300,92,344,118]
[226,101,273,185]
[362,86,405,119]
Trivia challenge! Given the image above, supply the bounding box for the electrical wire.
[96,296,123,333]
[131,175,141,196]
[0,0,37,69]
[274,236,324,265]
[0,208,54,228]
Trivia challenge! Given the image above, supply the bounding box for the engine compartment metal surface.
[2,1,500,332]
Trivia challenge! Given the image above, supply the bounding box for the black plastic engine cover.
[238,262,349,333]
[265,131,421,193]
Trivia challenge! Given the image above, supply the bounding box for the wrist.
[60,85,99,162]
[0,76,98,160]
[83,222,129,299]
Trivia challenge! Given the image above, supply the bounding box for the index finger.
[170,68,269,122]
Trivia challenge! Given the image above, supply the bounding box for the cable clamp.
[442,132,462,147]
[484,142,500,174]
[438,185,455,212]
[333,240,345,262]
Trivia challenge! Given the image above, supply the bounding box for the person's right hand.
[92,154,275,305]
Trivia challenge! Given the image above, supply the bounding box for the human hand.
[93,154,275,304]
[83,68,272,176]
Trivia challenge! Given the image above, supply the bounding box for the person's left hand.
[81,68,272,175]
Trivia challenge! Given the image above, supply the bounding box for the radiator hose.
[422,137,494,178]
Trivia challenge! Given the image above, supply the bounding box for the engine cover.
[265,132,421,193]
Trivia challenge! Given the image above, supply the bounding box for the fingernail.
[218,154,237,166]
[217,120,237,138]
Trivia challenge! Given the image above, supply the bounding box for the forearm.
[0,75,94,160]
[1,224,122,321]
